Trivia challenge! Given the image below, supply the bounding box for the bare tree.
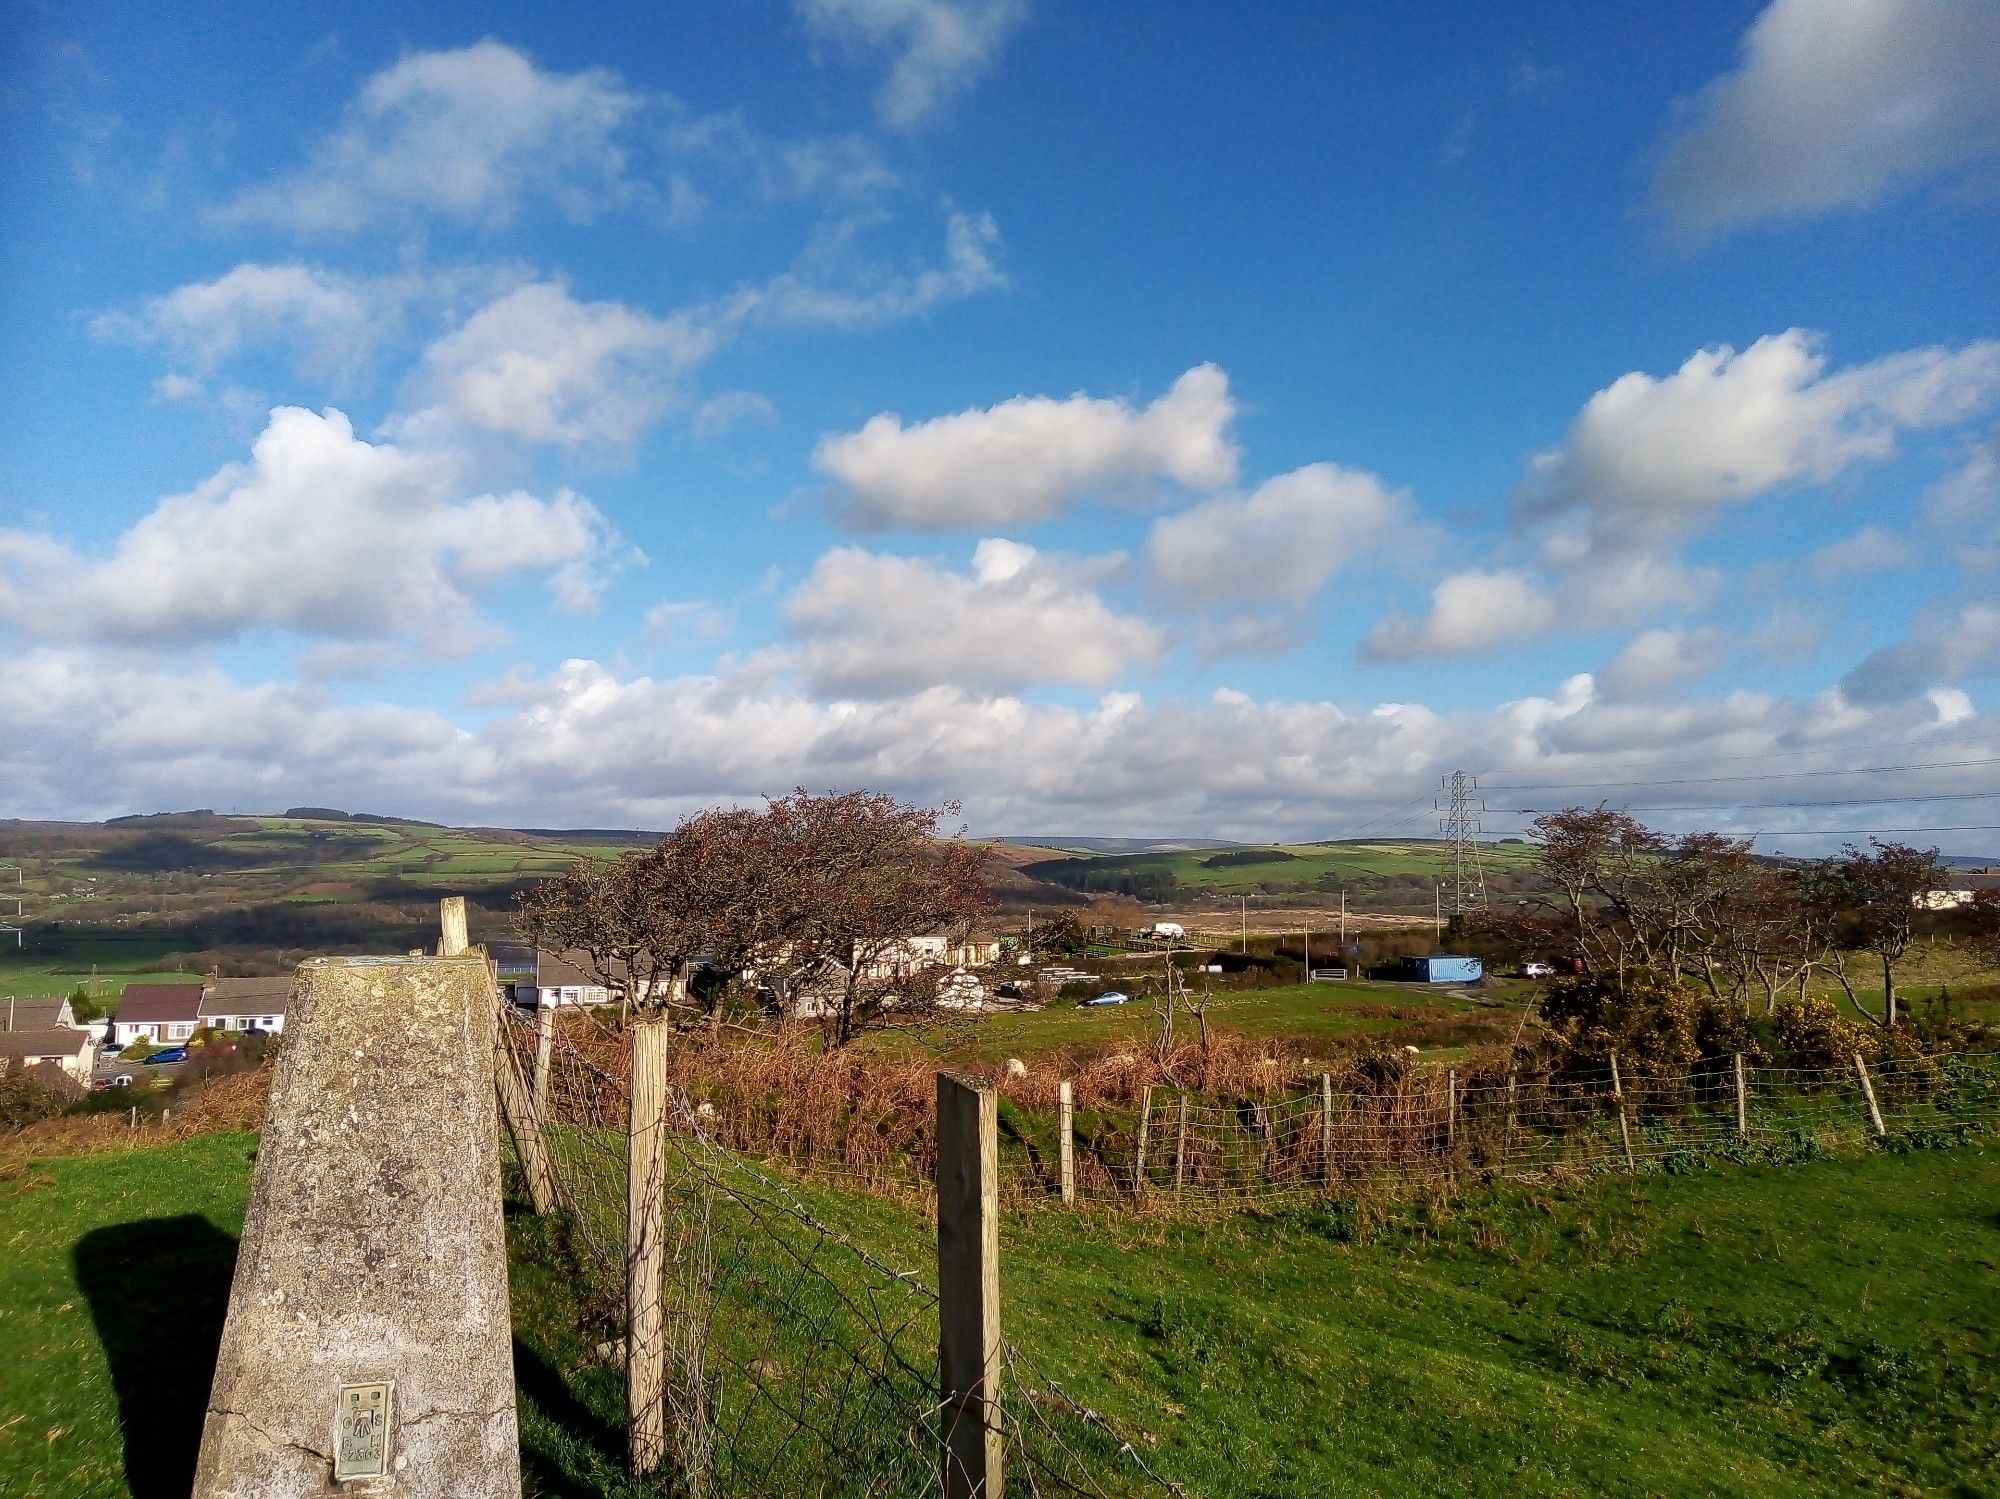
[1822,840,1944,1029]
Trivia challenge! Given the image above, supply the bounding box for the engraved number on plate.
[334,1381,392,1481]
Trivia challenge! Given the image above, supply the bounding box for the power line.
[1746,824,2000,838]
[1485,754,2000,793]
[1494,790,2000,816]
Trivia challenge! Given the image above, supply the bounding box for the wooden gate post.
[937,1072,1004,1499]
[1133,1086,1154,1195]
[1056,1080,1075,1206]
[1733,1052,1748,1138]
[1609,1051,1637,1174]
[1854,1052,1887,1138]
[627,1018,672,1475]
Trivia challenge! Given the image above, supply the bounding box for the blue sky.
[4,0,2000,842]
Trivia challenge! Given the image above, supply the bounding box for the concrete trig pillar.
[193,955,522,1497]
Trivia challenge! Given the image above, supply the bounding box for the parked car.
[1082,990,1131,1007]
[143,1046,189,1065]
[97,1073,135,1089]
[1520,962,1554,979]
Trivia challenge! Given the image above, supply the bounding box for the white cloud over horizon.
[1655,0,2000,236]
[3,642,1992,849]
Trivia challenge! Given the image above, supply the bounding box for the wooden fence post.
[439,895,470,957]
[1853,1052,1887,1138]
[1173,1094,1189,1191]
[534,1002,556,1121]
[449,897,556,1217]
[1133,1086,1154,1194]
[627,1018,672,1475]
[1446,1069,1458,1153]
[1733,1052,1748,1138]
[1609,1051,1637,1174]
[1319,1074,1334,1187]
[1056,1080,1075,1206]
[937,1072,1003,1499]
[1505,1071,1518,1154]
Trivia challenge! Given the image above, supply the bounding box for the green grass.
[888,979,1495,1063]
[5,1126,1995,1496]
[0,1133,256,1497]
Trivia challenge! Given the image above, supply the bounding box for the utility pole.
[1434,770,1489,920]
[1339,890,1347,947]
[1239,895,1248,953]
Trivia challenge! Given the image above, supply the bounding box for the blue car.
[1082,991,1130,1007]
[143,1046,189,1065]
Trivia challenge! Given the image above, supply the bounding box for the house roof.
[199,976,292,1017]
[0,1028,92,1059]
[536,950,619,989]
[2,997,74,1031]
[115,983,206,1023]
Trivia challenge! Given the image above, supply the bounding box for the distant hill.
[998,836,1244,853]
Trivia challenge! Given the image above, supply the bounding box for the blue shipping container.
[1417,955,1483,983]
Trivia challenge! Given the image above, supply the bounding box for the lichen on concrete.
[192,954,522,1498]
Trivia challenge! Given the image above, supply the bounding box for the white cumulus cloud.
[390,281,714,449]
[815,363,1239,529]
[227,40,640,232]
[784,538,1162,696]
[1597,626,1726,701]
[1519,330,2000,558]
[1363,569,1558,661]
[1145,463,1405,606]
[0,406,613,653]
[1655,0,2000,236]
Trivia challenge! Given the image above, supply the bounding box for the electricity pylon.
[1435,771,1488,918]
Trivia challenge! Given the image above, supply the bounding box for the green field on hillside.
[1023,838,1543,896]
[3,1128,1994,1497]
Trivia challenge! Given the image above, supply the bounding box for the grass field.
[3,1126,1994,1497]
[891,978,1510,1064]
[1021,838,1544,894]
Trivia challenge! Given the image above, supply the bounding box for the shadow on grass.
[72,1214,237,1499]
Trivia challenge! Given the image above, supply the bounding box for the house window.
[169,1023,192,1040]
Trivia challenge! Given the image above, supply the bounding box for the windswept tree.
[760,790,992,1045]
[516,807,785,1024]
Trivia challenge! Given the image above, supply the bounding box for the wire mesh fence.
[498,991,2000,1494]
[501,1000,1185,1497]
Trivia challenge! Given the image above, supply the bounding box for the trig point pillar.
[193,955,522,1498]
